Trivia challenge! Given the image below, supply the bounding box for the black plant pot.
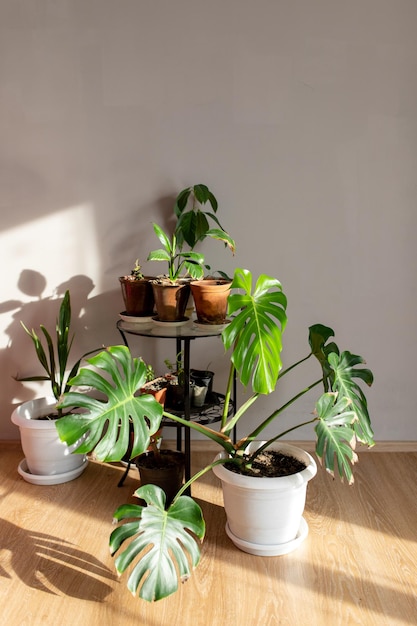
[190,369,214,396]
[136,450,185,506]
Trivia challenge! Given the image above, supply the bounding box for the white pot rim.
[11,397,61,430]
[212,441,317,490]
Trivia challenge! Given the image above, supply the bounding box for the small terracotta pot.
[190,279,231,325]
[152,281,191,321]
[119,276,155,316]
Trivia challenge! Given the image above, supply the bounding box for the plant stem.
[237,378,323,448]
[173,457,229,501]
[162,410,235,453]
[279,352,312,379]
[221,361,236,429]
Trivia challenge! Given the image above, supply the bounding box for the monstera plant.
[55,268,374,602]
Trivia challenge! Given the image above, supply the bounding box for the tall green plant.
[16,290,98,417]
[147,223,206,282]
[174,183,235,253]
[56,268,374,601]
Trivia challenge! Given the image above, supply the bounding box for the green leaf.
[193,183,210,204]
[205,228,236,254]
[147,249,171,263]
[174,187,191,217]
[176,211,211,248]
[222,269,287,394]
[110,484,205,602]
[314,392,358,484]
[151,223,173,253]
[56,346,163,461]
[308,324,338,391]
[329,351,374,446]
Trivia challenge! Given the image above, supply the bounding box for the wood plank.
[0,445,416,625]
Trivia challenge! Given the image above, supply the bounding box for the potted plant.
[147,223,205,321]
[173,183,235,256]
[190,367,215,407]
[174,183,235,325]
[118,260,155,318]
[11,290,98,483]
[55,268,374,601]
[148,184,236,322]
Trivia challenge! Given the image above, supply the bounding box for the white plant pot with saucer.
[11,397,88,485]
[212,441,317,556]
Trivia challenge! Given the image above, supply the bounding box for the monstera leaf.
[110,484,205,602]
[329,351,374,446]
[222,268,287,395]
[56,345,163,461]
[308,324,339,391]
[314,392,358,484]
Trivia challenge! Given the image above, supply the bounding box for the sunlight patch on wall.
[0,203,100,347]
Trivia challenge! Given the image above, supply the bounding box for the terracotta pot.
[119,276,155,316]
[140,377,168,406]
[136,450,185,506]
[190,279,232,325]
[152,281,191,321]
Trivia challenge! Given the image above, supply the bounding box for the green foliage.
[56,346,163,461]
[56,269,374,602]
[16,290,97,414]
[110,484,205,602]
[130,259,144,280]
[174,183,235,253]
[147,223,205,281]
[222,269,287,394]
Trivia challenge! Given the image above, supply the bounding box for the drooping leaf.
[314,392,358,484]
[329,351,374,446]
[174,187,192,217]
[222,269,287,395]
[110,484,205,602]
[204,228,236,253]
[193,183,211,205]
[56,346,163,461]
[308,324,338,391]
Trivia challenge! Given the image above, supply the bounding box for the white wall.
[1,0,416,442]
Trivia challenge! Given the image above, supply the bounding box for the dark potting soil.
[225,450,307,478]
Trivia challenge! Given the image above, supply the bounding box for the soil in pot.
[136,450,185,506]
[225,450,307,478]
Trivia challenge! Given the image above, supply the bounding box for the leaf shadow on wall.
[0,269,120,425]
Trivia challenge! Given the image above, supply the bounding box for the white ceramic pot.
[212,441,317,556]
[11,397,87,481]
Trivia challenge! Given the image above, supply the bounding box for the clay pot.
[119,276,155,316]
[152,281,191,321]
[190,279,232,325]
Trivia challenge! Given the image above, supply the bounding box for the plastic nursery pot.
[190,279,232,325]
[190,369,214,395]
[136,450,185,506]
[119,276,155,316]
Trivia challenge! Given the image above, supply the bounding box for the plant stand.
[116,319,236,493]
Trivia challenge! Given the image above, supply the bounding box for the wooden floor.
[1,441,416,626]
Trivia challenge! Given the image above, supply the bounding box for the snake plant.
[56,268,373,601]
